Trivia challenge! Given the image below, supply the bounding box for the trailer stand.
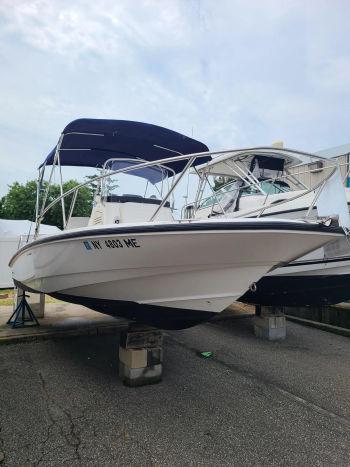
[7,293,40,329]
[118,324,163,386]
[254,305,286,341]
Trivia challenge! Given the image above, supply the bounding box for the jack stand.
[254,305,286,341]
[7,293,40,329]
[118,324,163,387]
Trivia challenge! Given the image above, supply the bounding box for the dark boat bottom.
[240,274,350,307]
[13,279,215,330]
[51,293,216,330]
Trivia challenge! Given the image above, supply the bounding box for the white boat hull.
[200,201,350,306]
[10,220,342,328]
[233,206,350,306]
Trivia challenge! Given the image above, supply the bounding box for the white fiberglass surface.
[10,225,341,314]
[196,148,307,175]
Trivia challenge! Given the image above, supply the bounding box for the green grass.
[0,288,63,306]
[0,289,15,306]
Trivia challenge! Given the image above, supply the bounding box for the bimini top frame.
[35,118,211,235]
[35,150,226,236]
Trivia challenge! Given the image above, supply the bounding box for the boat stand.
[118,323,163,387]
[7,293,40,329]
[254,305,286,340]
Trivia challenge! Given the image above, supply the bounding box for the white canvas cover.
[0,219,60,288]
[0,219,59,237]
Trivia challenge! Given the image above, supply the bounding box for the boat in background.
[188,146,350,306]
[9,121,345,328]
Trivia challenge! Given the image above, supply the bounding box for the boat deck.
[0,307,349,465]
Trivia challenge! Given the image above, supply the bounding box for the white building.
[289,144,350,188]
[0,220,60,288]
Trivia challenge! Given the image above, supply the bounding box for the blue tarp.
[41,119,210,182]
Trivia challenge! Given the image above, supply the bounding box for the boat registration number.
[83,238,140,251]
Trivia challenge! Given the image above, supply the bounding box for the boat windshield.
[100,158,171,200]
[198,179,291,209]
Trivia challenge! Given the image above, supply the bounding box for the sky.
[0,0,350,198]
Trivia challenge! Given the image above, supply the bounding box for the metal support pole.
[58,152,66,228]
[65,188,78,229]
[35,133,64,237]
[149,156,196,222]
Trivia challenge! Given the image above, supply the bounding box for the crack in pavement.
[34,372,82,466]
[80,410,115,458]
[33,384,134,465]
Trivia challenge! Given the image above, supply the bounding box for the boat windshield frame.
[197,178,293,210]
[100,157,175,201]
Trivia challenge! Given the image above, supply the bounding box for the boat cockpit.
[89,158,174,225]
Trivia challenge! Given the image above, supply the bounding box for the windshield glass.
[101,159,170,200]
[198,179,291,209]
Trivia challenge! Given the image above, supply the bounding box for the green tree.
[0,181,37,221]
[0,194,5,218]
[85,172,119,193]
[1,180,94,229]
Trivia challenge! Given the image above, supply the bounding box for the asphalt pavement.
[0,316,349,466]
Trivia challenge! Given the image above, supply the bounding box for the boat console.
[89,194,173,225]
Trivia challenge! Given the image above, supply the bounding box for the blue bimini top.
[40,119,210,182]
